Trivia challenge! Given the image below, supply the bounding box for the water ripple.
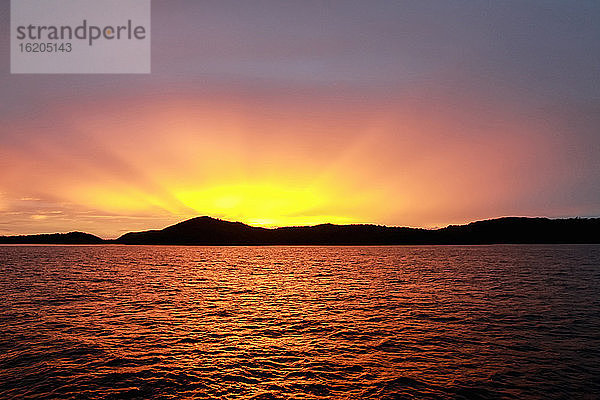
[0,245,599,399]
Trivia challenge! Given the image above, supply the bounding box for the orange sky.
[0,87,592,238]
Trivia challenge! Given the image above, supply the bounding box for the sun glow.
[0,85,575,238]
[175,182,356,227]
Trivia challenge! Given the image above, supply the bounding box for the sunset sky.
[1,1,599,238]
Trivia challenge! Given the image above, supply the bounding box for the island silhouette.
[1,216,598,245]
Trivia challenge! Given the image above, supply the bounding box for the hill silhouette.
[115,216,600,245]
[0,231,104,244]
[0,217,598,245]
[117,216,269,245]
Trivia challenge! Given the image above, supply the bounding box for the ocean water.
[0,245,599,399]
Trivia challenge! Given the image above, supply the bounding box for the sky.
[1,0,599,238]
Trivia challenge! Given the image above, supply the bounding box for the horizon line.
[2,214,599,241]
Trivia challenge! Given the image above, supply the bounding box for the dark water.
[1,245,599,399]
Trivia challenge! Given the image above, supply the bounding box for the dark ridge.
[115,216,600,245]
[0,231,104,244]
[433,217,600,244]
[116,216,270,245]
[0,217,598,245]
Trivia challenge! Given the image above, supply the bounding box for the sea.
[0,245,599,399]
